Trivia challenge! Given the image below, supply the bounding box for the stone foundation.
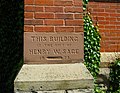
[14,63,94,93]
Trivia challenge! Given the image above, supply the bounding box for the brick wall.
[24,0,83,33]
[88,0,120,52]
[24,0,120,52]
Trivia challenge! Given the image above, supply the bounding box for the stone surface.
[100,52,120,67]
[24,32,84,64]
[100,52,120,63]
[15,90,65,93]
[98,68,110,83]
[15,89,93,93]
[99,68,110,78]
[67,89,93,93]
[14,63,94,92]
[96,68,110,91]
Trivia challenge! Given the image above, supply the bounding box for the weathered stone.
[14,63,94,92]
[15,89,93,93]
[100,52,120,67]
[16,90,65,93]
[24,32,84,64]
[67,89,93,93]
[96,68,110,91]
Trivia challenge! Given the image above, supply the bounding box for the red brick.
[35,13,54,19]
[74,14,83,19]
[65,7,83,13]
[89,4,98,8]
[98,13,109,16]
[24,25,33,32]
[110,21,120,26]
[101,37,110,41]
[97,17,105,20]
[65,20,83,26]
[105,9,116,12]
[91,13,98,17]
[105,29,114,32]
[98,3,110,8]
[44,19,64,26]
[110,5,117,9]
[110,13,120,17]
[109,37,120,40]
[45,7,63,13]
[35,0,53,6]
[98,25,105,29]
[105,48,117,52]
[74,0,83,6]
[54,0,73,6]
[99,29,108,32]
[104,32,117,36]
[24,19,43,25]
[100,48,105,52]
[24,12,34,19]
[106,17,117,21]
[55,27,74,32]
[35,26,54,32]
[117,26,120,29]
[117,10,120,13]
[25,5,35,12]
[98,21,110,25]
[105,46,120,52]
[88,7,93,12]
[35,6,43,12]
[108,3,116,6]
[25,0,34,5]
[105,26,116,29]
[55,14,73,19]
[115,22,120,25]
[100,32,105,36]
[75,26,83,32]
[117,18,120,21]
[105,32,118,36]
[109,29,120,32]
[93,9,105,12]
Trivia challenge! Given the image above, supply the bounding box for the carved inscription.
[24,32,84,64]
[31,36,78,42]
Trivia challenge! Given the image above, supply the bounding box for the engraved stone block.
[24,32,84,64]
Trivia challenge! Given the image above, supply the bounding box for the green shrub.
[83,0,120,93]
[83,0,102,92]
[83,0,101,79]
[94,84,106,93]
[109,58,120,93]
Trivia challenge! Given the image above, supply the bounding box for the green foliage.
[83,0,101,92]
[94,84,106,93]
[83,1,120,93]
[0,0,23,92]
[109,58,120,93]
[83,0,101,78]
[83,0,89,11]
[83,12,101,78]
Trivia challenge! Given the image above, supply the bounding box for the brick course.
[24,0,120,52]
[88,1,120,52]
[24,0,83,33]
